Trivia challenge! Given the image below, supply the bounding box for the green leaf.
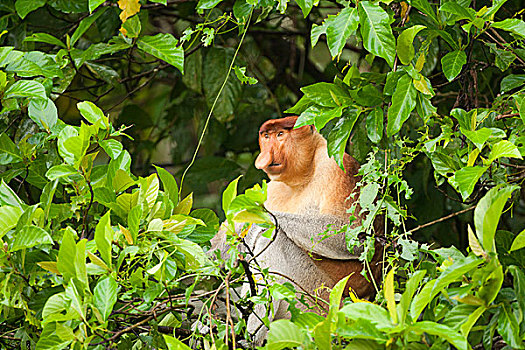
[15,0,45,19]
[366,107,383,143]
[386,74,417,136]
[514,94,525,124]
[77,101,108,129]
[267,319,307,350]
[28,98,58,131]
[155,165,179,206]
[441,51,467,81]
[11,225,54,251]
[0,205,22,239]
[128,205,142,244]
[326,7,359,58]
[439,1,476,20]
[330,275,350,311]
[24,33,66,48]
[95,211,112,267]
[500,74,525,93]
[163,334,192,350]
[509,266,525,315]
[197,0,222,10]
[0,180,25,208]
[398,270,426,324]
[295,0,314,17]
[460,127,492,150]
[488,140,523,163]
[408,321,468,350]
[477,263,503,305]
[510,228,525,251]
[0,133,22,165]
[475,185,519,253]
[497,303,522,348]
[93,276,118,321]
[358,1,396,67]
[451,166,488,201]
[89,0,105,13]
[121,14,141,38]
[222,176,241,217]
[339,302,394,329]
[411,0,439,25]
[137,33,184,73]
[71,8,107,46]
[57,228,77,281]
[396,25,426,65]
[492,18,525,39]
[99,139,123,159]
[295,105,344,131]
[4,80,46,99]
[384,268,397,323]
[327,109,360,169]
[301,82,352,107]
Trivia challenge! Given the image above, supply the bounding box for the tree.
[0,0,523,348]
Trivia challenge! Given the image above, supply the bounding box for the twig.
[495,113,519,120]
[406,206,476,235]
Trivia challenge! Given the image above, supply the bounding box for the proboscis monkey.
[210,116,382,344]
[240,116,382,343]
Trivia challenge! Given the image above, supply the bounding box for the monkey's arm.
[271,211,361,260]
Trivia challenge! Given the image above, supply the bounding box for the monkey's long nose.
[255,151,272,169]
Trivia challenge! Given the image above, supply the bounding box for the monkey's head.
[255,116,321,183]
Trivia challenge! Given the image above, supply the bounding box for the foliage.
[0,0,524,349]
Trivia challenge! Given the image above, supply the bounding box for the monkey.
[210,116,382,345]
[253,116,382,299]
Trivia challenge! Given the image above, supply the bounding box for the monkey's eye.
[277,131,284,137]
[264,133,269,139]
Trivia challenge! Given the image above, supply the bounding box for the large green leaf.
[386,74,417,136]
[365,107,383,143]
[0,133,22,165]
[474,185,519,253]
[450,166,488,201]
[57,228,77,281]
[154,165,179,206]
[266,319,307,350]
[497,303,522,348]
[70,8,107,46]
[500,74,525,93]
[202,48,241,121]
[0,205,22,238]
[488,140,522,163]
[163,334,192,350]
[441,51,467,81]
[24,33,66,49]
[339,302,394,330]
[295,0,314,17]
[510,228,525,252]
[327,109,360,169]
[460,127,492,150]
[398,270,426,324]
[295,105,344,131]
[358,1,396,67]
[301,82,352,108]
[137,33,184,73]
[0,180,25,208]
[492,18,525,39]
[396,25,426,65]
[326,7,359,58]
[15,0,45,19]
[93,276,118,321]
[408,321,468,350]
[28,98,58,131]
[439,1,475,21]
[11,225,54,251]
[411,0,439,24]
[4,80,46,99]
[77,101,108,129]
[95,211,113,267]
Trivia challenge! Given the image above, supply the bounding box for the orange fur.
[256,116,382,299]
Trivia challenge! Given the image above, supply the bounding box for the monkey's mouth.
[266,163,283,174]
